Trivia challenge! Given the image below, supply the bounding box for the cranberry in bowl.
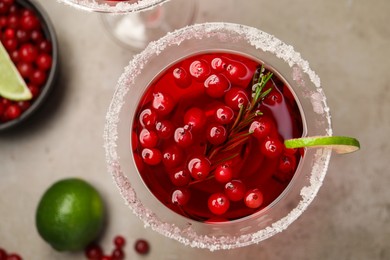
[0,0,59,132]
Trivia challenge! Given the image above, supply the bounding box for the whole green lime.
[35,178,105,251]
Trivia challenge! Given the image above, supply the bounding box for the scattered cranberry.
[134,239,150,255]
[113,235,126,248]
[208,193,230,215]
[0,247,22,260]
[0,248,7,260]
[85,244,103,260]
[111,248,124,260]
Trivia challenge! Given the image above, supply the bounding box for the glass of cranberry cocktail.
[104,22,332,250]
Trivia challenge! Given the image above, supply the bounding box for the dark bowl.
[0,0,59,132]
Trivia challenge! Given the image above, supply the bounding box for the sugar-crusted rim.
[57,0,170,13]
[104,22,332,250]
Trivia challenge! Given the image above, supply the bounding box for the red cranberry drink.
[132,52,304,221]
[105,23,333,250]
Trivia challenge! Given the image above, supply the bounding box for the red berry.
[224,87,249,110]
[134,239,150,255]
[214,105,234,125]
[162,144,184,168]
[4,28,15,39]
[208,193,230,215]
[29,69,47,86]
[244,188,264,209]
[171,187,191,206]
[139,128,158,148]
[6,254,22,260]
[189,59,210,81]
[38,39,52,53]
[264,89,283,106]
[183,107,206,131]
[85,244,103,260]
[2,37,17,51]
[7,14,19,29]
[152,92,174,116]
[17,61,33,78]
[224,180,246,201]
[111,248,125,260]
[30,29,43,42]
[0,248,7,260]
[17,100,31,111]
[174,126,193,147]
[3,104,21,121]
[114,235,126,248]
[169,169,191,186]
[15,29,29,43]
[20,13,40,31]
[224,62,247,85]
[19,43,38,63]
[249,116,274,140]
[36,53,52,71]
[188,156,211,180]
[155,119,174,139]
[278,153,297,173]
[139,108,157,129]
[27,84,40,99]
[261,137,283,158]
[211,57,226,72]
[10,49,20,63]
[214,163,233,183]
[172,67,191,88]
[206,123,227,145]
[204,74,230,98]
[141,148,162,165]
[101,256,112,260]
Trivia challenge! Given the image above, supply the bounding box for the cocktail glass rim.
[104,22,332,250]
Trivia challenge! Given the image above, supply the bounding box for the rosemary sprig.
[208,65,273,161]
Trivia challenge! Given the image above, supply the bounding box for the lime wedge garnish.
[284,136,360,154]
[0,41,32,101]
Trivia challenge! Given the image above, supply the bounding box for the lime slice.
[284,136,360,154]
[0,41,32,101]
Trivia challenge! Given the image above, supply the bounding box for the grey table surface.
[1,0,389,259]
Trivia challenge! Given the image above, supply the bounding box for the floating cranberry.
[162,145,184,168]
[278,153,296,173]
[189,59,210,81]
[224,62,247,85]
[139,108,157,129]
[211,57,226,72]
[169,169,191,186]
[264,89,283,106]
[152,92,174,116]
[206,124,227,145]
[261,137,283,158]
[174,126,193,147]
[224,87,249,110]
[139,128,158,148]
[172,67,191,88]
[155,119,174,139]
[208,193,230,215]
[171,187,191,206]
[134,239,150,255]
[224,180,246,201]
[214,163,233,183]
[183,107,206,131]
[141,148,162,165]
[249,116,274,140]
[244,189,264,209]
[204,74,230,98]
[214,105,234,124]
[188,156,211,180]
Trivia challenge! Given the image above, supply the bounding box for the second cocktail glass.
[58,0,197,50]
